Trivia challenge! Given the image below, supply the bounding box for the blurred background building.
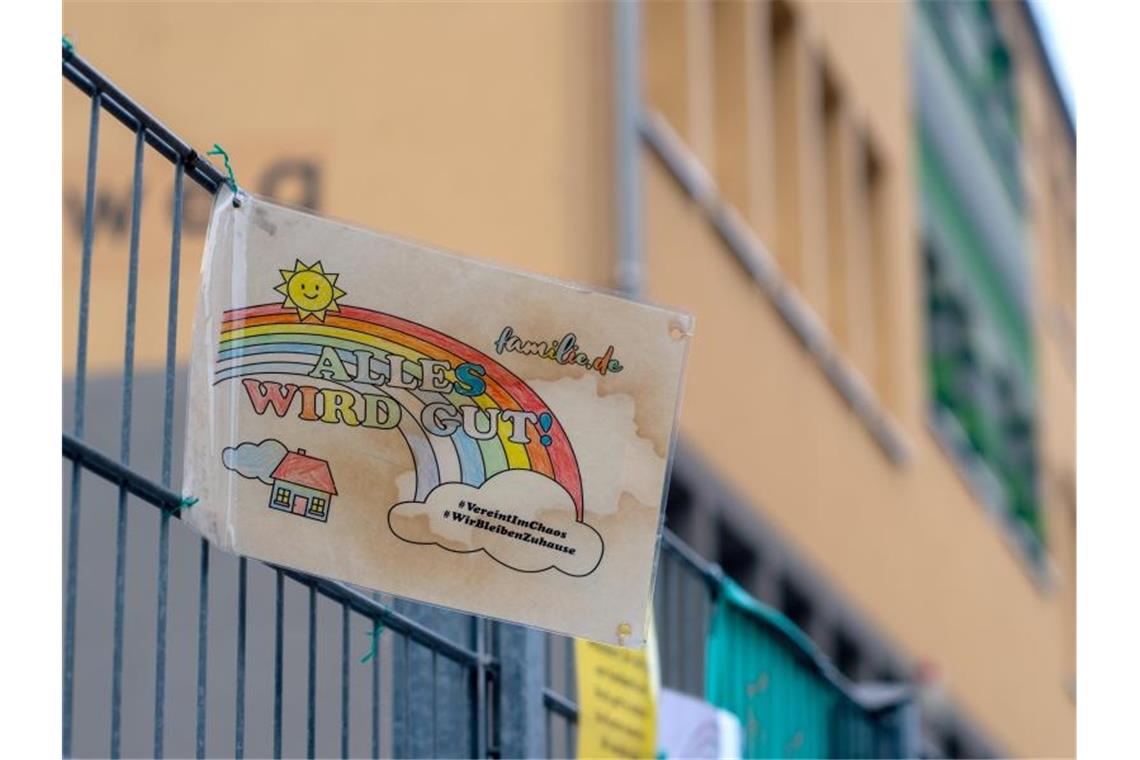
[63,1,1075,757]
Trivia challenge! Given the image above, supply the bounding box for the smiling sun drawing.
[275,260,346,322]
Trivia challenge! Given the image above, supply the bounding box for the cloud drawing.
[222,439,289,484]
[388,470,603,576]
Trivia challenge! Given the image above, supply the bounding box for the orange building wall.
[63,2,1076,755]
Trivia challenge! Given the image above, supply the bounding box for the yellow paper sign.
[575,637,657,758]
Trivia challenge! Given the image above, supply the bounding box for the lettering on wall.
[63,156,323,244]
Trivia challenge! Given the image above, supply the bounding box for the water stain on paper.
[531,375,667,515]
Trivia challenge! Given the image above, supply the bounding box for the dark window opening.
[665,477,693,531]
[834,630,863,681]
[944,731,964,759]
[924,232,1044,550]
[874,665,899,683]
[716,519,757,589]
[780,578,813,633]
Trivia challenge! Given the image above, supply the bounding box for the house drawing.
[267,448,338,522]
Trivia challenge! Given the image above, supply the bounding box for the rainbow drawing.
[215,304,585,519]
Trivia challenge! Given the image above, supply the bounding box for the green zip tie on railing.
[360,622,386,664]
[167,496,198,515]
[206,143,242,206]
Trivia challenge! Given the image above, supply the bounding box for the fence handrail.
[662,529,911,716]
[660,527,722,591]
[62,42,226,194]
[713,575,911,714]
[63,433,188,514]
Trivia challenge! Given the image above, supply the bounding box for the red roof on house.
[271,449,337,495]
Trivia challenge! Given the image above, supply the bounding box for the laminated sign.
[183,191,693,646]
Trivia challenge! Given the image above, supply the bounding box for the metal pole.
[615,0,643,297]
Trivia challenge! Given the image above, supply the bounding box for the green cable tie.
[169,495,199,515]
[360,622,386,664]
[206,143,242,205]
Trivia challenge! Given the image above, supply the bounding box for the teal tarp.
[704,577,903,759]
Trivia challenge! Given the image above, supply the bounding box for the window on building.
[921,0,1023,209]
[823,69,847,344]
[923,237,1043,554]
[780,578,813,634]
[665,478,693,532]
[310,497,326,516]
[273,487,290,507]
[874,665,899,683]
[820,64,892,406]
[834,630,863,682]
[864,142,890,404]
[770,0,799,281]
[717,519,757,591]
[944,731,964,760]
[917,0,1041,557]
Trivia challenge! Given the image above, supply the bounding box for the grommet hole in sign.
[668,320,689,340]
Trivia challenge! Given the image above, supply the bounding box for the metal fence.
[62,44,503,759]
[541,530,913,760]
[63,41,911,760]
[542,533,715,759]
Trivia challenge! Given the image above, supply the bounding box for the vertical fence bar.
[543,634,552,758]
[680,564,692,692]
[403,635,411,759]
[154,159,183,759]
[371,613,380,760]
[235,557,248,759]
[160,160,183,484]
[341,602,350,760]
[153,488,171,758]
[308,583,317,759]
[489,622,500,756]
[110,125,145,759]
[196,539,210,759]
[669,558,681,686]
[69,97,99,444]
[64,463,84,757]
[63,90,100,760]
[544,634,552,758]
[274,570,284,759]
[565,638,574,697]
[497,625,547,758]
[431,650,438,758]
[473,618,487,759]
